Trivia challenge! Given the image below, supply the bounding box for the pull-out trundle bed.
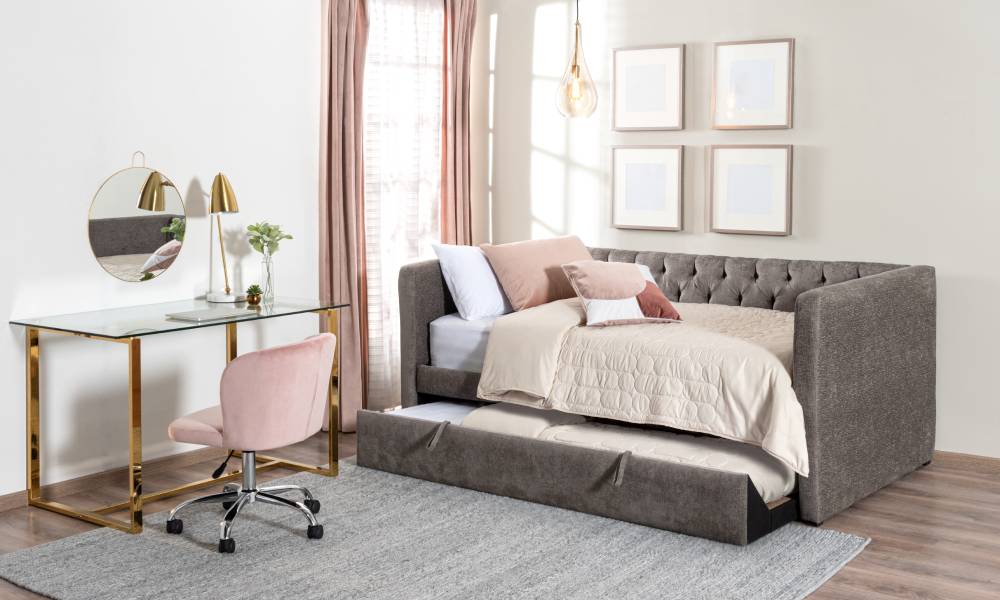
[358,248,936,545]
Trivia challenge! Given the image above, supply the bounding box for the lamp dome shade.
[210,173,239,214]
[137,171,167,212]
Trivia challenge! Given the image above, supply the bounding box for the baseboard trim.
[0,446,226,514]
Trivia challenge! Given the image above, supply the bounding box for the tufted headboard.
[589,248,902,312]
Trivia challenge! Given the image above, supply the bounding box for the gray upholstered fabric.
[88,214,182,257]
[588,247,900,311]
[396,249,937,525]
[399,260,456,408]
[417,365,480,400]
[793,265,936,523]
[358,410,757,544]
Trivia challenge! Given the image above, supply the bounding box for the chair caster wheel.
[222,501,235,510]
[305,499,321,514]
[165,519,183,534]
[218,538,236,553]
[307,524,324,540]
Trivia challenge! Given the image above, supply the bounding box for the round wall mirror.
[88,167,186,282]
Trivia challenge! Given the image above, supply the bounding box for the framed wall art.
[612,44,685,130]
[712,38,794,129]
[612,145,683,231]
[709,145,792,236]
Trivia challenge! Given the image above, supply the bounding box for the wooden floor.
[0,441,996,599]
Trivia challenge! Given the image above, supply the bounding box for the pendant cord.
[575,0,580,24]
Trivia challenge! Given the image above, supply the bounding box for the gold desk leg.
[26,328,40,502]
[327,309,340,475]
[24,328,143,533]
[226,322,237,363]
[127,338,143,532]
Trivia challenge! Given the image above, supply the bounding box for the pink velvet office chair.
[164,333,336,553]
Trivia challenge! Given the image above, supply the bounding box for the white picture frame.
[612,145,683,231]
[709,145,792,236]
[712,38,794,130]
[612,44,685,131]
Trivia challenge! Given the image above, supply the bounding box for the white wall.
[472,0,1000,457]
[0,1,322,494]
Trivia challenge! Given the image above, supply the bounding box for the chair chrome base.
[164,451,323,553]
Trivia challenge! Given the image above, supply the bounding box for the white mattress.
[429,313,497,372]
[461,402,586,437]
[393,401,481,425]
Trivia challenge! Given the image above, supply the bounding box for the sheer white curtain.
[363,0,443,408]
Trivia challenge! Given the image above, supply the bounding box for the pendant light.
[556,0,598,118]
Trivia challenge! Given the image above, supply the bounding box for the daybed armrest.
[399,259,454,407]
[793,265,936,523]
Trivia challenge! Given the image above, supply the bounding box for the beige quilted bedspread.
[477,299,809,476]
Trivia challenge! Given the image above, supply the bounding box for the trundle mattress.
[394,402,795,503]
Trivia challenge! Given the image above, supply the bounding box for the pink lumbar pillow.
[562,260,681,326]
[141,239,182,274]
[480,236,592,311]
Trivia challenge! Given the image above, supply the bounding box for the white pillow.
[433,244,512,320]
[638,264,657,284]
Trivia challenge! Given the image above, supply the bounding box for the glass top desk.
[10,297,348,533]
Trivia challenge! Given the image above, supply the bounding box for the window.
[363,0,444,406]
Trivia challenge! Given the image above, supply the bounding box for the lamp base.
[206,292,241,303]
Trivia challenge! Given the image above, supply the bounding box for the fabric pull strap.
[613,451,632,487]
[427,421,450,450]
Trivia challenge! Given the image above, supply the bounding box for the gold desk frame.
[24,309,341,534]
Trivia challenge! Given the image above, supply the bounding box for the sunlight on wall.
[530,150,567,237]
[529,1,608,242]
[531,3,568,77]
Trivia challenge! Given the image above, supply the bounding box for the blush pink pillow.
[480,236,592,310]
[562,260,681,326]
[637,281,681,320]
[140,239,182,274]
[561,260,646,299]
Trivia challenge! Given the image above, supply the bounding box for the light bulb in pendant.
[556,21,597,118]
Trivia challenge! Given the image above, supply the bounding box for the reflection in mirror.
[88,167,186,282]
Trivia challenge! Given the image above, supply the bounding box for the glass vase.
[260,251,276,303]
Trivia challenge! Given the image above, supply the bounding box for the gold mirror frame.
[87,165,187,283]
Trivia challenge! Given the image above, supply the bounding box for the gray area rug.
[0,462,867,600]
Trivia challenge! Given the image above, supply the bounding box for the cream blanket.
[477,299,809,476]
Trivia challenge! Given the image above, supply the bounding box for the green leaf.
[245,221,291,255]
[160,217,185,242]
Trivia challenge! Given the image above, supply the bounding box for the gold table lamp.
[137,172,168,212]
[206,173,240,303]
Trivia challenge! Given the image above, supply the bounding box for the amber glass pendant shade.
[556,21,598,118]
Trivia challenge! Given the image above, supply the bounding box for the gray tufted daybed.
[357,247,937,544]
